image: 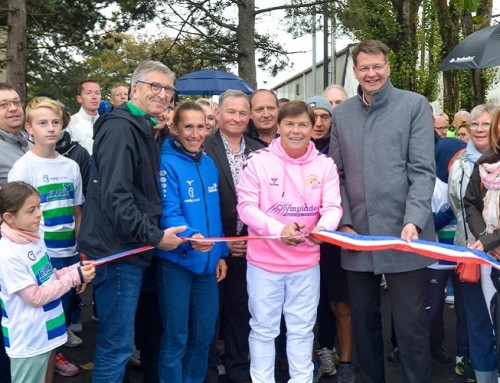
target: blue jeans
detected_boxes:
[156,259,218,383]
[50,254,80,314]
[92,263,144,383]
[461,281,496,374]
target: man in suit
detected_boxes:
[329,40,435,383]
[204,90,264,383]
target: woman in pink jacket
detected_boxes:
[237,101,343,383]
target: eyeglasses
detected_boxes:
[0,100,22,110]
[458,132,468,138]
[357,62,388,73]
[137,81,176,96]
[314,114,331,122]
[470,121,490,130]
[434,126,447,131]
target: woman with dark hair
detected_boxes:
[155,101,227,383]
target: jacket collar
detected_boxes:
[356,80,394,111]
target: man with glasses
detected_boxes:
[329,40,435,383]
[77,60,186,383]
[0,83,29,186]
[0,83,29,382]
[434,115,448,138]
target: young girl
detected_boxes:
[0,181,95,383]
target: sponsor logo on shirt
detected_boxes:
[27,251,36,261]
[208,183,218,193]
[270,177,279,186]
[266,202,319,217]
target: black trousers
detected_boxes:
[222,257,251,383]
[347,268,432,383]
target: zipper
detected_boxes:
[195,162,212,274]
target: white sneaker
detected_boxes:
[445,295,455,305]
[65,329,83,348]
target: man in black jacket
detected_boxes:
[77,60,186,383]
[204,90,264,383]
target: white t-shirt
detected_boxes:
[0,238,67,358]
[66,107,98,154]
[429,178,456,270]
[8,151,84,258]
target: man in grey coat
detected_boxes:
[329,40,435,383]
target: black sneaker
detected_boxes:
[387,347,399,363]
[455,357,476,382]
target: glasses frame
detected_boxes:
[0,100,22,110]
[137,81,176,96]
[356,62,388,73]
[469,121,490,130]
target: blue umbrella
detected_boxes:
[176,70,254,96]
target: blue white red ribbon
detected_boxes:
[90,231,500,270]
[310,230,500,270]
[92,246,154,266]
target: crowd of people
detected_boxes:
[1,38,500,383]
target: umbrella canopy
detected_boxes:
[176,70,254,96]
[438,24,500,71]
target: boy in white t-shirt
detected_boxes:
[8,97,85,378]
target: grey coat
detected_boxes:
[329,81,436,274]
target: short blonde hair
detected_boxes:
[195,98,217,112]
[25,97,63,124]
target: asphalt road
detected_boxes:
[53,286,465,383]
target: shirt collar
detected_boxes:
[125,101,158,126]
[221,134,246,155]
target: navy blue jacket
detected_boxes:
[156,139,228,275]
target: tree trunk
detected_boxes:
[6,0,27,102]
[433,0,461,113]
[389,0,422,92]
[237,0,257,90]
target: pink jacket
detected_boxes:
[237,138,342,272]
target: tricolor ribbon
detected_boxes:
[91,246,155,266]
[89,231,500,270]
[310,230,500,270]
[181,234,288,242]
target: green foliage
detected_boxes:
[414,0,441,101]
[16,0,162,110]
[341,0,399,42]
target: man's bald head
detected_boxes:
[452,110,471,129]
